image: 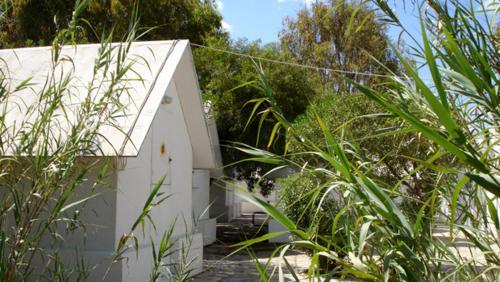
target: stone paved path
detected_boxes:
[191,214,310,281]
[191,218,497,281]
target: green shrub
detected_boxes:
[277,172,328,229]
[194,37,322,165]
[235,0,500,280]
[287,93,446,222]
[277,171,346,272]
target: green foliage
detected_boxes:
[233,0,500,280]
[0,0,77,47]
[150,223,176,282]
[363,0,499,194]
[202,0,405,170]
[288,94,443,206]
[0,3,189,280]
[85,0,223,43]
[280,0,400,92]
[0,0,223,48]
[0,34,121,282]
[276,172,341,236]
[194,36,322,164]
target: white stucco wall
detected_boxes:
[192,169,210,221]
[192,169,217,245]
[148,80,194,241]
[40,117,164,281]
[114,80,199,280]
[114,128,154,281]
[32,160,121,281]
[30,79,202,281]
[8,41,215,281]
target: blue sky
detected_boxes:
[215,0,422,45]
[214,0,497,83]
[215,0,496,47]
[216,0,313,44]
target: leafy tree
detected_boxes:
[85,0,223,43]
[193,36,322,165]
[0,0,76,47]
[0,0,223,48]
[280,0,400,92]
[285,93,449,213]
[0,0,324,180]
[236,0,500,279]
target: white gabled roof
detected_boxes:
[0,40,220,169]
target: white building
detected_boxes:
[0,40,221,280]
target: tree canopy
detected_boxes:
[0,0,223,48]
[287,93,443,201]
[193,36,322,164]
[0,0,404,174]
[280,0,400,92]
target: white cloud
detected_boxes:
[221,20,231,32]
[215,0,224,11]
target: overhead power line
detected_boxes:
[189,42,396,79]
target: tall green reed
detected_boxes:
[231,0,499,280]
[0,1,188,281]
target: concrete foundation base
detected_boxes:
[198,218,217,246]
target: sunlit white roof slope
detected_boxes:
[0,40,219,169]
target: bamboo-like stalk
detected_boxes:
[230,0,499,280]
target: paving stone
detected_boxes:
[191,216,310,282]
